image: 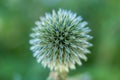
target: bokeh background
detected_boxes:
[0,0,120,80]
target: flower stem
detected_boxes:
[47,71,67,80]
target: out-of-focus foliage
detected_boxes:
[0,0,120,80]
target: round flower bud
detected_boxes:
[29,9,93,72]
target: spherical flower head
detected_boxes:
[29,9,93,72]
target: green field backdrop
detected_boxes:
[0,0,120,80]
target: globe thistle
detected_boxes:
[29,9,93,72]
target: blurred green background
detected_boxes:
[0,0,120,80]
